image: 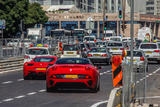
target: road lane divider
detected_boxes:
[0,89,46,104]
[0,57,24,74]
[90,100,108,107]
[1,78,24,85]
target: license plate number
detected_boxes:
[65,75,78,79]
[112,49,118,50]
[36,68,46,70]
[129,59,136,62]
[67,52,74,54]
[145,51,152,54]
[94,54,100,56]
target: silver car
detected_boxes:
[87,47,111,65]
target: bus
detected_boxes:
[71,29,88,42]
[50,29,71,43]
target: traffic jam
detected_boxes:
[23,29,160,93]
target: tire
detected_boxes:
[90,78,100,93]
[24,76,29,80]
[157,60,160,64]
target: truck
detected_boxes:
[137,27,153,42]
[27,28,45,42]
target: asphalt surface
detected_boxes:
[0,62,160,107]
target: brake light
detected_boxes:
[44,44,48,47]
[30,44,33,47]
[51,75,56,79]
[25,55,30,59]
[87,54,92,57]
[102,54,107,57]
[84,48,87,51]
[85,66,91,71]
[62,51,64,54]
[85,75,91,79]
[77,50,79,54]
[120,48,124,50]
[154,50,160,53]
[140,57,144,61]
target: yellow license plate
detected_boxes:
[36,68,46,70]
[129,59,136,62]
[65,75,78,79]
[94,54,100,56]
[145,51,152,54]
[112,49,118,50]
[67,52,74,54]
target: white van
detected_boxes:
[104,30,115,40]
[83,36,96,43]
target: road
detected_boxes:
[0,62,160,107]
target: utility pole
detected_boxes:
[122,0,126,35]
[103,0,106,39]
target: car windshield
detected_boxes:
[84,37,94,41]
[80,44,85,48]
[26,48,48,55]
[107,42,123,47]
[56,58,90,64]
[105,33,112,37]
[86,43,96,48]
[90,48,106,52]
[140,44,157,49]
[34,57,55,62]
[127,51,143,57]
[63,45,78,51]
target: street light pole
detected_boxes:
[103,0,106,39]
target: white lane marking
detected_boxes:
[136,81,140,84]
[137,96,160,99]
[3,98,14,102]
[90,100,108,107]
[100,73,103,75]
[146,75,149,78]
[140,79,143,81]
[0,89,46,103]
[38,89,46,92]
[149,73,153,76]
[2,81,13,84]
[15,95,26,99]
[17,79,24,81]
[0,68,22,75]
[27,92,37,95]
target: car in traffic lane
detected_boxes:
[107,41,124,55]
[87,47,111,65]
[139,43,160,63]
[46,58,100,92]
[23,56,57,79]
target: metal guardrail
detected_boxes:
[0,57,24,72]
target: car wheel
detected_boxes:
[24,76,29,80]
[90,79,100,93]
[157,61,160,64]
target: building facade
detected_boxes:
[146,0,160,15]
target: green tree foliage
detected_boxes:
[0,1,48,38]
[24,3,48,28]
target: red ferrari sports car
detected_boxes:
[46,58,100,92]
[23,56,57,79]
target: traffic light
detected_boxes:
[119,10,122,19]
[104,22,107,30]
[121,24,127,32]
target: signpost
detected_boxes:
[86,17,94,34]
[0,20,5,58]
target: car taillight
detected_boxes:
[85,75,91,79]
[85,66,91,71]
[87,54,92,57]
[140,57,144,61]
[154,50,160,53]
[77,50,79,54]
[102,54,107,57]
[120,48,124,50]
[25,55,30,59]
[51,75,56,79]
[62,51,64,54]
[84,48,87,51]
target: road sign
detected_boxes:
[86,17,94,30]
[0,20,5,29]
[0,25,5,29]
[87,30,92,34]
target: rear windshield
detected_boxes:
[63,45,78,51]
[140,44,157,49]
[84,37,94,41]
[56,58,90,64]
[96,42,105,45]
[26,48,48,55]
[107,42,123,47]
[86,43,96,48]
[127,51,143,57]
[90,48,106,52]
[110,38,121,41]
[34,57,55,62]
